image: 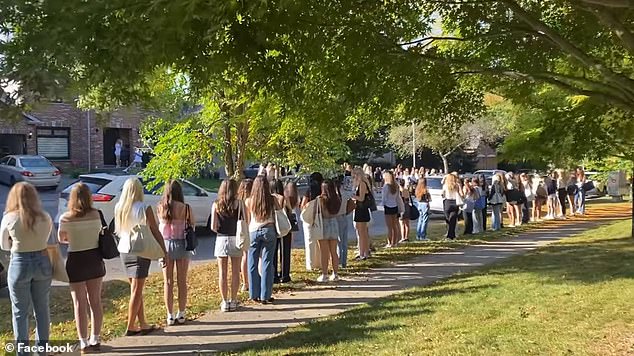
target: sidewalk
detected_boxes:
[98,208,629,355]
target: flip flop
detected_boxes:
[125,329,141,336]
[139,325,159,335]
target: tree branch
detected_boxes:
[584,5,634,56]
[500,0,634,98]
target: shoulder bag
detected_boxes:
[365,184,378,212]
[117,206,164,260]
[235,201,250,250]
[300,198,318,225]
[98,210,119,259]
[275,199,292,237]
[408,195,420,220]
[307,197,323,242]
[184,204,197,251]
[582,181,595,192]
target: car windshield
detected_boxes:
[19,158,52,168]
[426,178,443,190]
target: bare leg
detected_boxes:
[241,250,249,290]
[70,282,89,341]
[218,257,229,301]
[162,257,174,316]
[176,258,189,313]
[318,240,330,275]
[384,213,392,246]
[328,240,339,275]
[85,277,103,342]
[126,278,145,331]
[230,256,241,301]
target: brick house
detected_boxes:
[0,101,146,170]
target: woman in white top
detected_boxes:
[58,183,105,352]
[0,182,53,352]
[245,176,281,304]
[442,173,463,239]
[382,171,402,248]
[114,178,166,336]
[114,138,123,168]
[520,173,537,222]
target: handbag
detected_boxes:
[117,206,164,260]
[300,199,318,225]
[98,210,119,259]
[288,211,299,232]
[582,181,595,192]
[184,204,197,251]
[47,244,69,283]
[275,205,292,237]
[408,197,420,220]
[236,201,250,250]
[366,190,378,212]
[307,197,323,242]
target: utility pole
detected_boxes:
[412,119,416,168]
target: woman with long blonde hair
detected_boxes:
[115,178,166,336]
[157,180,193,325]
[442,173,462,239]
[0,182,53,351]
[382,171,401,247]
[351,167,371,259]
[58,183,106,352]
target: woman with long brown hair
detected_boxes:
[277,181,298,283]
[414,178,432,241]
[58,183,105,352]
[157,180,193,325]
[382,171,401,248]
[317,180,341,282]
[211,179,242,311]
[351,168,371,260]
[245,176,279,303]
[1,182,53,352]
[237,178,253,292]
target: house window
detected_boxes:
[36,127,70,159]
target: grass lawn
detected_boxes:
[233,218,634,356]
[0,200,628,347]
[190,177,222,192]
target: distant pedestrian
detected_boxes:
[351,168,371,260]
[398,179,411,242]
[382,171,401,247]
[575,167,587,215]
[489,173,506,231]
[317,180,341,282]
[115,139,123,168]
[237,179,254,292]
[566,173,578,216]
[462,179,475,235]
[414,178,432,241]
[472,177,485,234]
[442,173,462,239]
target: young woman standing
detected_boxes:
[157,180,193,325]
[472,178,484,234]
[575,167,587,215]
[237,178,253,292]
[462,180,475,235]
[545,171,559,220]
[115,178,166,336]
[520,173,536,222]
[1,183,53,351]
[301,172,324,271]
[566,173,578,216]
[556,169,568,217]
[58,183,105,352]
[489,174,506,231]
[245,176,278,304]
[442,174,463,239]
[335,179,350,268]
[211,179,242,311]
[505,172,521,227]
[317,180,341,282]
[351,168,371,260]
[382,171,401,248]
[280,181,299,282]
[398,179,411,243]
[414,178,432,241]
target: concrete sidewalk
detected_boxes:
[97,215,622,355]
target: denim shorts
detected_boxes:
[214,235,242,258]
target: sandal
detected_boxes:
[139,325,159,335]
[125,329,141,336]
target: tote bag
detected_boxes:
[127,224,164,260]
[47,244,69,283]
[300,198,318,225]
[235,201,250,250]
[307,197,323,241]
[275,207,292,237]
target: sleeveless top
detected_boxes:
[58,213,101,252]
[115,201,146,240]
[213,202,239,236]
[159,219,186,240]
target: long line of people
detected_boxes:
[0,164,592,354]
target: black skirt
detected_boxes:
[66,248,106,283]
[353,206,371,223]
[120,253,151,279]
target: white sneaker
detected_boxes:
[166,316,175,326]
[508,224,515,228]
[220,301,230,312]
[176,310,186,324]
[229,300,238,311]
[329,273,339,282]
[316,274,327,283]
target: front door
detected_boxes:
[103,128,131,166]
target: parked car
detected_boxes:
[473,169,507,186]
[56,173,217,229]
[243,164,261,179]
[0,155,61,189]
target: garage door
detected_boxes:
[0,134,26,156]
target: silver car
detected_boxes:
[0,155,61,189]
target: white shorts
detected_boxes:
[214,235,242,258]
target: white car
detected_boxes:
[0,155,61,188]
[412,175,444,215]
[56,173,217,229]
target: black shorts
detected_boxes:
[66,248,106,283]
[384,206,399,215]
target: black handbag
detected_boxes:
[98,210,119,259]
[582,181,595,192]
[288,210,299,232]
[185,204,198,251]
[365,183,378,212]
[408,196,420,220]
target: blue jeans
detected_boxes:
[491,204,503,231]
[575,188,586,214]
[8,251,52,354]
[416,202,430,240]
[472,208,483,234]
[248,225,277,301]
[336,215,349,268]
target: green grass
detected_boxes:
[231,219,634,356]
[190,178,222,192]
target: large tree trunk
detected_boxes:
[441,153,450,174]
[234,116,249,180]
[222,121,235,178]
